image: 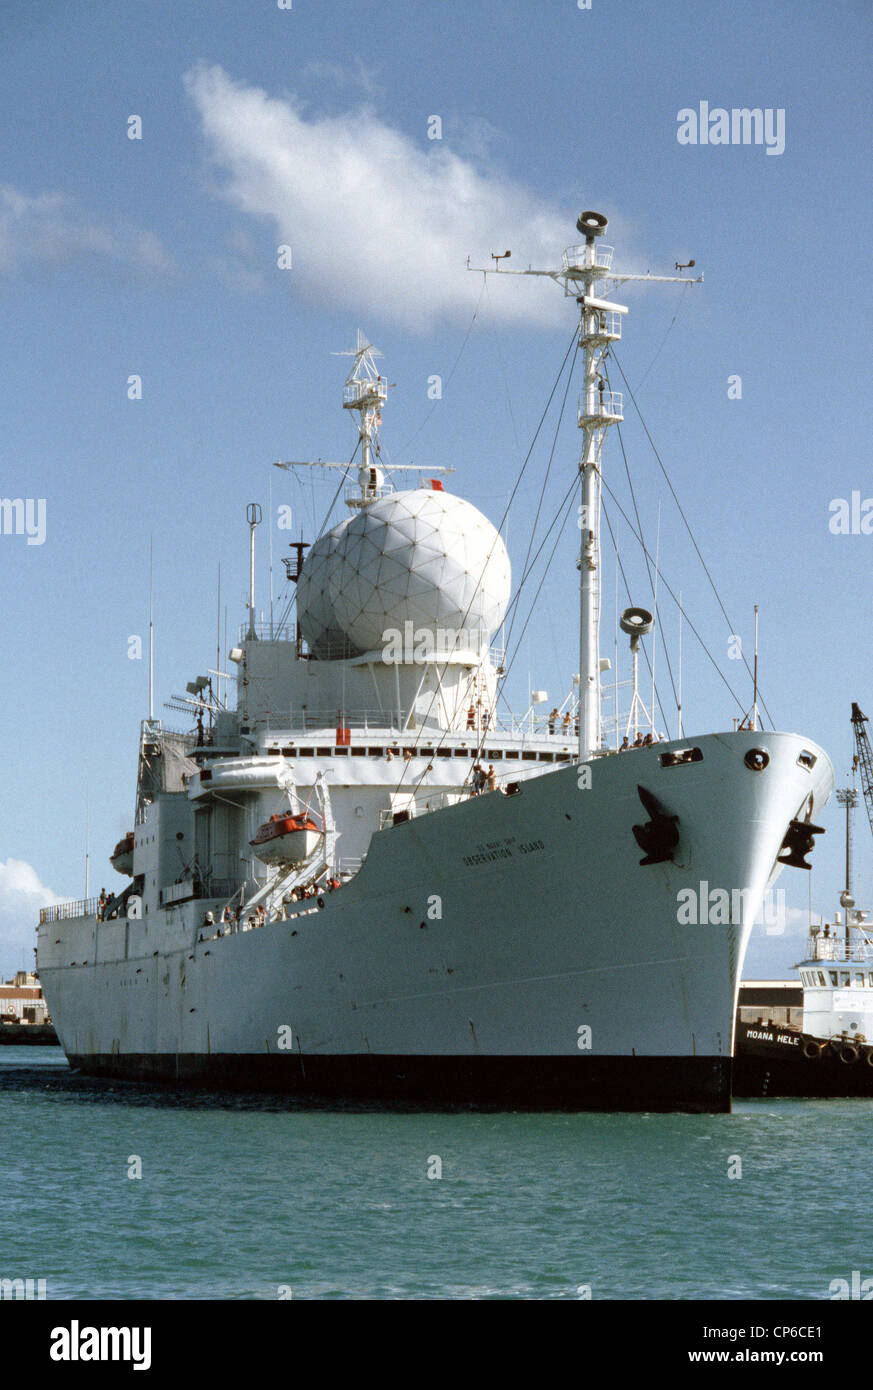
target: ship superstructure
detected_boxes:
[37,214,833,1111]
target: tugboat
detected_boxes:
[734,918,873,1097]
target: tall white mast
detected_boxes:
[469,212,702,761]
[273,332,453,509]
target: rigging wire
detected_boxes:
[604,359,681,719]
[503,335,579,655]
[611,348,773,727]
[390,328,580,802]
[274,436,362,636]
[600,495,671,738]
[599,472,753,718]
[396,279,487,456]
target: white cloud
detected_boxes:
[184,63,571,332]
[0,858,63,976]
[0,184,176,276]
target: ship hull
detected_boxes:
[39,730,833,1113]
[65,1051,729,1111]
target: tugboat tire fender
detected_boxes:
[802,1039,824,1059]
[839,1043,860,1064]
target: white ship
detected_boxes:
[37,212,833,1111]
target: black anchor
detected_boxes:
[632,785,680,866]
[776,818,825,870]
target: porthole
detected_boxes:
[744,748,769,772]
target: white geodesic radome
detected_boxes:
[296,521,363,659]
[325,490,511,656]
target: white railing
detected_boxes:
[580,310,622,342]
[578,390,623,425]
[343,380,388,407]
[809,936,873,964]
[562,244,614,274]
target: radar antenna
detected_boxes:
[273,330,453,508]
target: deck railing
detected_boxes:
[39,897,100,925]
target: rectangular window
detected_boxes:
[522,751,537,761]
[659,747,703,768]
[316,747,332,756]
[830,972,838,985]
[505,750,519,760]
[351,747,367,756]
[367,748,384,756]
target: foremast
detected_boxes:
[470,211,702,761]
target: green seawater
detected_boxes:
[0,1047,868,1300]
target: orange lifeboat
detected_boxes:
[249,813,323,867]
[110,831,135,877]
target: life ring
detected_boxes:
[839,1043,860,1064]
[802,1039,823,1059]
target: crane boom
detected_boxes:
[851,703,873,839]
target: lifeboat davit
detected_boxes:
[249,813,323,867]
[110,831,135,877]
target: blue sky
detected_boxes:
[1,0,871,977]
